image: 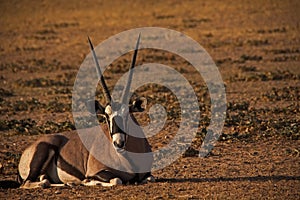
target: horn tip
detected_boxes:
[135,33,141,50]
[87,36,94,49]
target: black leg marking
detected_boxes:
[26,142,57,182]
[90,170,119,183]
[57,155,85,181]
[17,172,23,185]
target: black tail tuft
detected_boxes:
[17,172,23,185]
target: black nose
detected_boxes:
[114,141,125,148]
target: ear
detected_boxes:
[86,100,105,115]
[130,97,147,112]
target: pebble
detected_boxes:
[55,190,61,194]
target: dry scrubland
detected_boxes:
[0,0,299,199]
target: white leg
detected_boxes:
[50,183,68,187]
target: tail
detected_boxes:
[17,172,23,185]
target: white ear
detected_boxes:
[130,97,147,112]
[105,105,113,115]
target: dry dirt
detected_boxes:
[0,0,299,199]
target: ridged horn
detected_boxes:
[121,33,141,104]
[88,36,112,103]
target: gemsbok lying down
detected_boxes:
[18,34,154,189]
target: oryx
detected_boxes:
[18,34,154,189]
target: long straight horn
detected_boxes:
[88,36,112,103]
[121,33,141,104]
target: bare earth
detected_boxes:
[0,0,299,199]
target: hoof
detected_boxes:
[110,178,122,186]
[39,179,51,189]
[141,175,155,184]
[146,175,155,183]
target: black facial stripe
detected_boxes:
[111,115,126,135]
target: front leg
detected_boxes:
[82,178,122,187]
[83,170,123,186]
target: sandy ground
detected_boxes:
[0,0,299,199]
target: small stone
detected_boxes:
[55,190,61,194]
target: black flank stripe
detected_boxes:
[57,155,85,180]
[91,170,118,183]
